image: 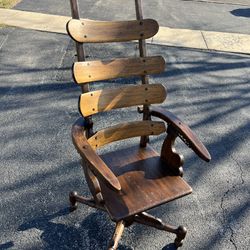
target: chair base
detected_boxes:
[69,191,187,249]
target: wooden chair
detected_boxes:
[66,0,211,249]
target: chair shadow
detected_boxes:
[0,242,14,250]
[231,8,250,18]
[18,208,132,250]
[162,243,177,250]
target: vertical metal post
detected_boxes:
[70,0,88,93]
[135,0,150,147]
[69,0,93,137]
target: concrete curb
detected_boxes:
[153,26,250,54]
[1,8,250,54]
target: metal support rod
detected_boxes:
[135,0,150,147]
[70,0,88,93]
[70,0,93,137]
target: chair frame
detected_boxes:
[67,0,211,249]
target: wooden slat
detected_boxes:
[79,84,167,116]
[88,121,166,149]
[66,18,159,43]
[73,56,165,84]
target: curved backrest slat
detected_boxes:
[73,56,165,84]
[79,84,167,117]
[67,18,159,43]
[88,121,166,149]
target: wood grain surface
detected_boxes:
[73,56,165,84]
[67,18,159,43]
[79,84,167,116]
[87,121,166,149]
[100,145,192,221]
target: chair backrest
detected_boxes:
[67,0,166,147]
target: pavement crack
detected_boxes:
[230,155,245,186]
[54,39,71,81]
[201,31,209,50]
[220,156,245,250]
[220,188,238,250]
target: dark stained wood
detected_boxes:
[100,145,192,221]
[69,191,106,211]
[72,117,121,191]
[161,126,184,176]
[82,162,104,204]
[79,84,167,116]
[66,18,159,43]
[150,107,211,162]
[73,56,165,84]
[134,212,187,247]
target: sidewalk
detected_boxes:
[1,8,250,54]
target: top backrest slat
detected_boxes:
[67,18,159,43]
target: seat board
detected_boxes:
[100,145,192,221]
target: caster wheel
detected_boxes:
[174,238,183,248]
[69,191,78,212]
[174,226,187,248]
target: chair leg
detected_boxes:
[134,212,187,248]
[108,221,126,250]
[69,191,78,212]
[69,191,106,212]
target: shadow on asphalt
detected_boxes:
[0,242,14,250]
[231,8,250,18]
[162,243,177,250]
[18,208,132,250]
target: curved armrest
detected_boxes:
[150,107,211,162]
[72,117,121,192]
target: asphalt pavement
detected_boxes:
[0,0,249,249]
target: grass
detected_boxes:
[0,0,21,8]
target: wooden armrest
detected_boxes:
[150,107,211,162]
[71,117,121,192]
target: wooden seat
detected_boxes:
[100,145,192,221]
[67,0,211,249]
